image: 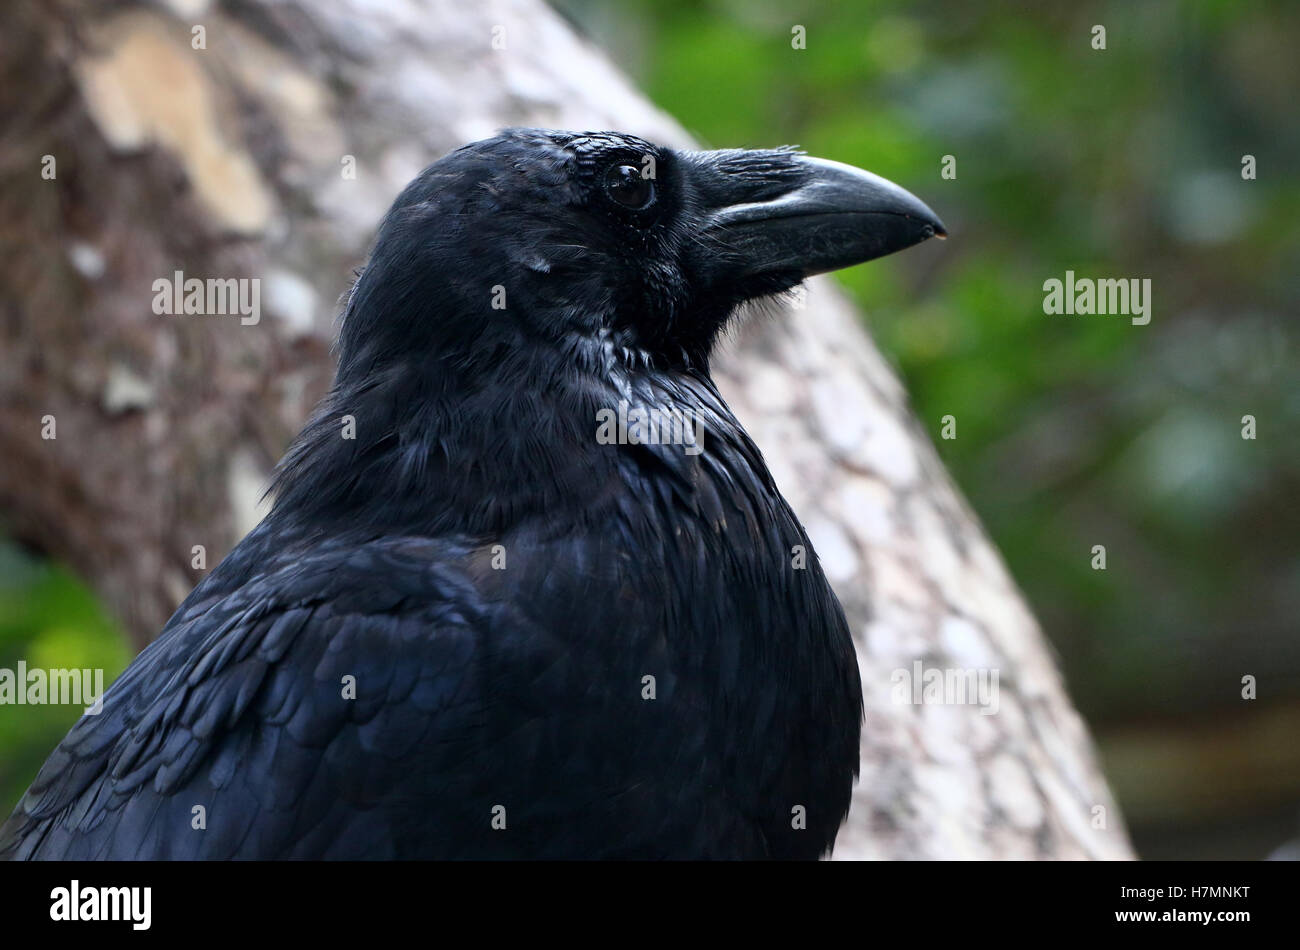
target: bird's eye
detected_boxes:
[603,163,655,210]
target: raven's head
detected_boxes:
[337,128,944,379]
[274,129,943,527]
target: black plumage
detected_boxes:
[2,129,943,859]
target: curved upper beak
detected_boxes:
[696,152,946,279]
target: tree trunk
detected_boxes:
[0,0,1133,859]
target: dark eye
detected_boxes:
[603,163,655,210]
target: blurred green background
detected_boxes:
[2,0,1297,858]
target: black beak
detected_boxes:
[694,151,946,281]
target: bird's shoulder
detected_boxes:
[0,533,525,858]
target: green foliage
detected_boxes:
[0,543,130,808]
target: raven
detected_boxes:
[2,130,943,859]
